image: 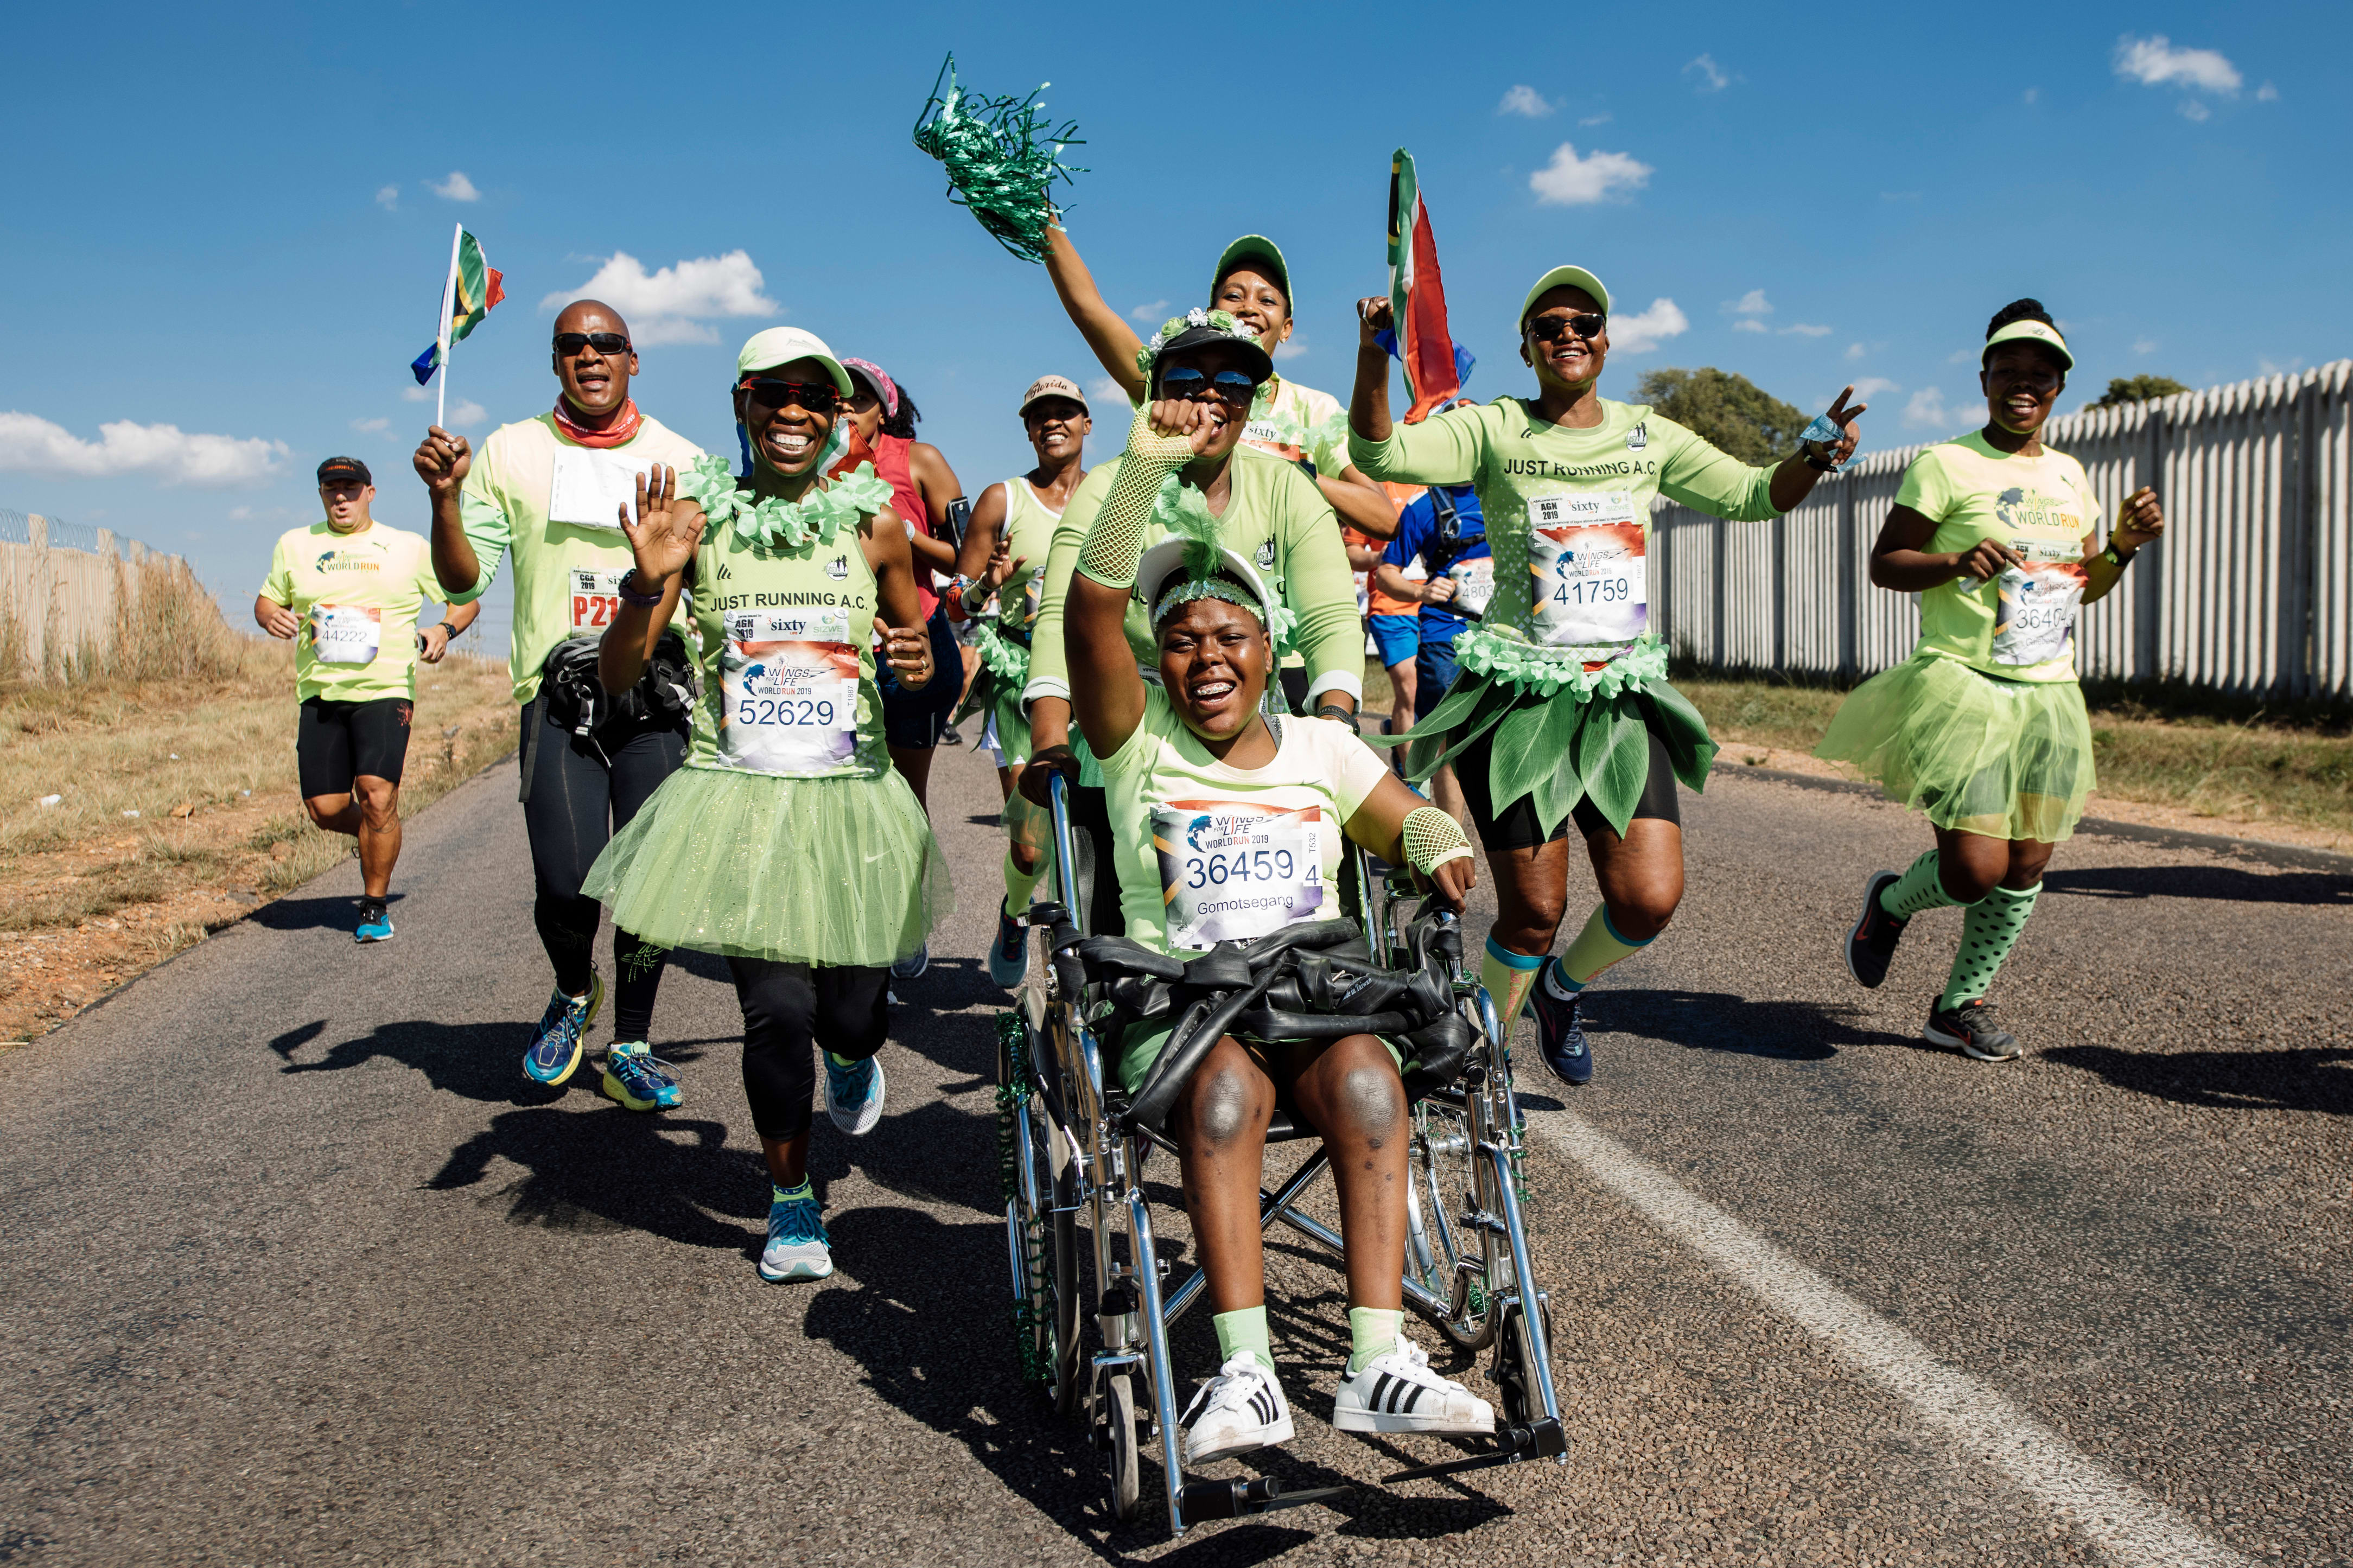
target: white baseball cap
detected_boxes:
[734,327,855,396]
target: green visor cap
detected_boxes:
[1518,265,1613,327]
[1211,235,1292,303]
[734,327,856,397]
[1982,318,2075,372]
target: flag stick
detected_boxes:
[434,221,461,429]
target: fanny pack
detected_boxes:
[540,629,696,741]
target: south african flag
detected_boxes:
[410,228,505,385]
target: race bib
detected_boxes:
[1448,558,1496,618]
[1990,538,2087,667]
[1150,798,1325,951]
[311,603,381,665]
[547,446,654,531]
[1526,493,1646,647]
[716,608,861,777]
[568,566,626,635]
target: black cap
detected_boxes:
[316,456,372,486]
[1150,327,1275,393]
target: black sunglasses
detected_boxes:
[1524,311,1605,345]
[1159,367,1260,405]
[741,378,841,413]
[554,332,631,355]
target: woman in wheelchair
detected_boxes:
[1044,346,1499,1467]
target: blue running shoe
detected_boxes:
[524,973,603,1086]
[759,1187,832,1282]
[1528,967,1594,1086]
[354,898,395,944]
[824,1052,885,1136]
[891,941,930,981]
[600,1041,682,1111]
[987,908,1028,988]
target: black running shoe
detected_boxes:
[1923,998,2022,1061]
[1843,870,1907,989]
[1528,976,1593,1086]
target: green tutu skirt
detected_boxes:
[582,763,954,966]
[1815,652,2095,843]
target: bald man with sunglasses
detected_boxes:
[412,299,708,1111]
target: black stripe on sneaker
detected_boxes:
[1370,1372,1392,1413]
[1251,1390,1275,1427]
[1386,1377,1409,1415]
[1402,1382,1424,1414]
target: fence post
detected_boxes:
[27,513,47,551]
[1771,512,1788,672]
[1710,517,1727,674]
[1836,478,1857,678]
[2136,408,2165,684]
[95,528,115,558]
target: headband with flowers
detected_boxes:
[1133,307,1265,387]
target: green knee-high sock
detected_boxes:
[1213,1305,1275,1374]
[1346,1306,1403,1372]
[1002,846,1045,920]
[1939,882,2039,1010]
[1549,902,1654,994]
[1881,849,1963,920]
[1482,936,1547,1021]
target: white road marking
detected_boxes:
[1533,1111,2252,1568]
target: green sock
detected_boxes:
[825,1051,858,1068]
[1938,881,2039,1010]
[1552,902,1653,992]
[1481,935,1546,1022]
[1346,1306,1404,1373]
[771,1179,812,1205]
[1212,1305,1275,1374]
[1881,849,1962,920]
[1002,846,1045,921]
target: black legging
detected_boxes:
[519,698,685,1039]
[731,958,891,1140]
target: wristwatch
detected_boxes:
[1314,703,1361,734]
[617,569,665,607]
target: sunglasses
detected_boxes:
[1159,367,1260,405]
[553,332,631,355]
[741,378,841,413]
[1524,312,1606,345]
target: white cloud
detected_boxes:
[1727,291,1771,331]
[1781,322,1834,337]
[2258,356,2304,378]
[1529,142,1653,206]
[375,184,398,211]
[349,417,390,433]
[1849,377,1900,399]
[1607,298,1689,355]
[1903,388,1957,430]
[1685,54,1732,92]
[2023,87,2040,105]
[1578,112,1612,126]
[2179,99,2212,123]
[448,400,487,429]
[542,250,779,346]
[1947,348,1976,365]
[1732,320,1767,334]
[0,413,288,487]
[401,385,432,403]
[1129,298,1171,323]
[429,170,480,202]
[1089,376,1130,412]
[2114,35,2242,93]
[1498,85,1554,118]
[1273,340,1307,361]
[2257,82,2279,101]
[1845,342,1866,361]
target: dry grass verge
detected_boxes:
[0,638,515,1044]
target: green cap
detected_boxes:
[1518,265,1612,327]
[1982,317,2074,372]
[734,327,855,396]
[1211,235,1291,303]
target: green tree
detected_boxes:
[1631,367,1807,466]
[2093,375,2190,407]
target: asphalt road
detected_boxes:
[2,737,2347,1567]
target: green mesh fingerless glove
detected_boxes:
[1402,805,1473,876]
[1076,410,1195,590]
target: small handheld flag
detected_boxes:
[1384,150,1470,425]
[411,225,505,427]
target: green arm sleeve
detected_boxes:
[1078,417,1193,588]
[1020,479,1102,705]
[1655,416,1780,521]
[1276,473,1366,702]
[447,490,511,605]
[1344,402,1490,487]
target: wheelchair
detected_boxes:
[995,772,1565,1535]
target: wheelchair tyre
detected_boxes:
[1105,1373,1142,1522]
[999,1015,1079,1411]
[1408,1100,1498,1352]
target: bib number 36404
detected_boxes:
[1150,798,1324,951]
[1526,492,1647,648]
[1990,538,2087,667]
[717,608,860,777]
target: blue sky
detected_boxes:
[3,3,2342,651]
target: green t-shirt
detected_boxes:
[1897,431,2101,684]
[259,520,447,703]
[1240,374,1354,480]
[1098,685,1390,955]
[1023,442,1364,707]
[453,412,707,705]
[1348,397,1779,658]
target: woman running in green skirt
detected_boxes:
[1350,270,1864,1087]
[583,327,953,1283]
[1825,300,2165,1061]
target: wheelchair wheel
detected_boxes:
[1408,1099,1498,1352]
[1104,1372,1142,1522]
[998,1013,1080,1413]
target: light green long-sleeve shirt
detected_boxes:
[1348,397,1779,658]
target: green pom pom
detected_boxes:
[1150,473,1225,581]
[911,54,1088,265]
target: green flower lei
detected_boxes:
[1453,626,1669,701]
[1134,308,1263,385]
[676,448,894,553]
[973,619,1031,684]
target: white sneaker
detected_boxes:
[1331,1337,1495,1437]
[1181,1353,1294,1466]
[823,1053,886,1136]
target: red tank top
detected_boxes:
[873,433,939,621]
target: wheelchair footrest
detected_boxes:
[1179,1476,1352,1522]
[1380,1418,1566,1483]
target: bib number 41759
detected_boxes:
[1525,492,1647,648]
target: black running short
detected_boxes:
[880,605,963,749]
[1455,724,1681,852]
[296,696,413,797]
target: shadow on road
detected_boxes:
[422,1107,767,1250]
[1595,989,1929,1061]
[2042,864,2352,907]
[271,1018,726,1106]
[246,894,379,932]
[2042,1044,2353,1115]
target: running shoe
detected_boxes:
[1332,1337,1496,1438]
[523,973,603,1086]
[891,942,930,981]
[600,1041,682,1112]
[1528,970,1593,1086]
[1843,870,1907,989]
[759,1189,832,1282]
[986,908,1028,988]
[353,898,395,944]
[1924,998,2023,1062]
[1181,1353,1294,1466]
[824,1053,886,1136]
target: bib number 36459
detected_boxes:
[717,608,860,777]
[1526,492,1647,648]
[1150,798,1324,951]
